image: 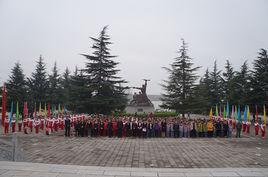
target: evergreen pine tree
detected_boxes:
[161,39,200,117]
[191,69,212,114]
[251,49,268,105]
[61,67,71,109]
[48,62,62,105]
[209,60,223,105]
[81,26,128,114]
[231,61,251,105]
[222,60,235,103]
[69,67,89,113]
[28,55,49,110]
[6,62,27,112]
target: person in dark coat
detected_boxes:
[236,121,242,138]
[117,119,123,138]
[108,119,113,138]
[64,116,71,137]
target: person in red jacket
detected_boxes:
[4,117,9,134]
[40,117,45,130]
[112,118,117,137]
[104,119,108,136]
[246,121,251,134]
[35,119,40,134]
[18,118,23,132]
[29,118,33,132]
[254,121,259,136]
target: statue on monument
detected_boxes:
[129,79,154,107]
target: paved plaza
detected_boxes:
[1,129,268,169]
[1,161,268,177]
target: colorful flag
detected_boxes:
[215,105,219,118]
[9,101,13,127]
[16,101,19,123]
[231,105,234,119]
[44,103,47,117]
[209,107,213,120]
[255,104,258,120]
[264,105,266,125]
[223,106,226,118]
[238,105,241,122]
[58,104,61,113]
[34,102,37,118]
[23,102,28,119]
[219,105,222,118]
[226,102,230,118]
[243,105,247,122]
[39,102,42,116]
[1,84,7,126]
[48,103,51,118]
[247,105,250,122]
[234,105,238,120]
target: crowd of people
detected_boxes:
[3,114,266,139]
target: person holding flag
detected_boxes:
[4,115,9,134]
[261,105,266,139]
[16,102,22,132]
[242,106,247,132]
[236,106,242,138]
[246,105,251,134]
[254,105,259,136]
[34,117,40,134]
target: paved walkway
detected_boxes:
[0,161,268,177]
[1,129,268,168]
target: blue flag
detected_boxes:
[226,102,230,118]
[238,105,241,122]
[243,105,247,122]
[9,101,13,127]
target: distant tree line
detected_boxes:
[2,27,268,116]
[161,39,268,116]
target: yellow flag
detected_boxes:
[39,102,42,116]
[264,105,266,125]
[44,103,47,117]
[247,105,250,122]
[209,108,213,120]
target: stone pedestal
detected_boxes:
[125,105,154,114]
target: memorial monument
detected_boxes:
[125,79,154,114]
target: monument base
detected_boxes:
[125,105,154,114]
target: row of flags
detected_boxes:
[209,103,267,124]
[1,84,68,127]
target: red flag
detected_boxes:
[23,102,28,119]
[255,104,258,121]
[1,84,7,126]
[47,103,51,118]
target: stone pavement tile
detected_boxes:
[104,171,131,176]
[210,172,240,177]
[29,171,59,177]
[78,165,101,170]
[185,172,212,177]
[237,171,267,176]
[49,167,78,173]
[131,171,158,176]
[0,170,33,176]
[56,173,86,177]
[77,169,105,175]
[158,172,185,176]
[0,169,7,175]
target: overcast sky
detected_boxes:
[0,0,267,95]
